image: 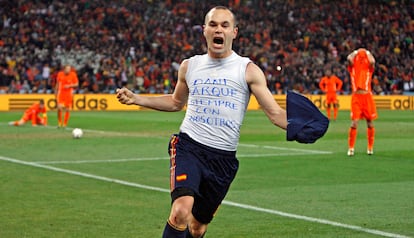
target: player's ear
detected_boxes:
[233,26,238,39]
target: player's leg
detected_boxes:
[333,97,339,121]
[57,103,63,127]
[163,134,201,238]
[325,95,331,120]
[30,112,38,126]
[365,95,377,155]
[186,217,207,238]
[10,113,28,126]
[326,103,331,120]
[35,116,46,126]
[366,120,375,155]
[188,147,239,237]
[326,94,335,120]
[348,95,361,156]
[63,107,70,127]
[63,96,73,127]
[163,195,195,238]
[10,118,25,126]
[333,103,339,120]
[348,119,358,156]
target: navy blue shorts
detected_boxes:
[168,132,239,224]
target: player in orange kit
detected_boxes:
[346,48,377,156]
[55,65,78,128]
[319,69,343,121]
[9,99,48,126]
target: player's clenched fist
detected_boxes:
[116,88,136,105]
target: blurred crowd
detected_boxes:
[0,0,413,95]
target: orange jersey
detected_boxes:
[319,75,343,94]
[56,70,78,97]
[348,50,374,92]
[24,102,46,116]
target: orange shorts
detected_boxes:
[325,92,338,104]
[57,94,73,108]
[350,93,377,120]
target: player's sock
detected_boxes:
[64,111,70,127]
[326,108,331,120]
[367,127,375,150]
[348,127,357,149]
[58,110,62,127]
[162,220,186,238]
[185,228,194,238]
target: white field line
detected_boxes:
[2,122,333,155]
[33,150,331,164]
[239,143,332,154]
[4,124,332,164]
[34,157,168,164]
[47,125,166,139]
[34,152,323,165]
[0,155,410,238]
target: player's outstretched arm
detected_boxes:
[246,62,287,130]
[116,60,189,112]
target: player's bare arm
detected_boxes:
[347,50,357,65]
[116,60,189,112]
[366,50,375,66]
[246,62,288,130]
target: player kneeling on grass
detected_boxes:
[9,99,48,127]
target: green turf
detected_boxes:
[0,110,413,238]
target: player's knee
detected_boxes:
[172,206,191,221]
[350,120,358,128]
[169,198,193,225]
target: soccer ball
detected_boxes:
[72,128,83,139]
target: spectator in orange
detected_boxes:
[55,65,78,128]
[319,69,343,120]
[346,48,377,156]
[9,99,47,126]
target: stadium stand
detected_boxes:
[0,0,413,95]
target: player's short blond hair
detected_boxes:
[204,6,238,27]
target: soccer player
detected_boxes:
[319,69,343,120]
[117,6,288,238]
[55,65,78,128]
[346,48,377,156]
[9,99,47,126]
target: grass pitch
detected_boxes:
[0,109,413,238]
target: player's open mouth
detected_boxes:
[213,37,224,45]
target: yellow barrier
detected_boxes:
[0,94,413,111]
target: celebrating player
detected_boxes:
[319,69,343,121]
[55,65,78,128]
[9,99,47,126]
[346,48,377,156]
[117,6,327,238]
[118,6,286,237]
